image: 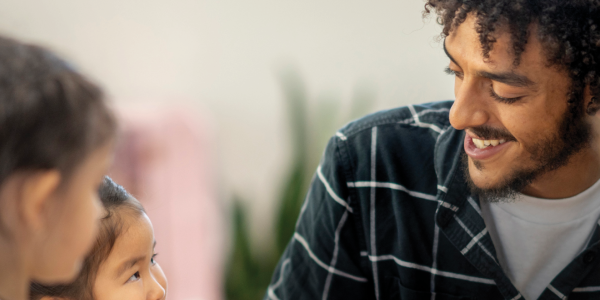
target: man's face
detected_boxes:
[445,14,591,201]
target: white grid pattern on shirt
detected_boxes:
[267,258,291,300]
[429,121,452,298]
[573,286,600,292]
[430,223,441,300]
[294,232,368,282]
[317,166,354,213]
[322,210,350,300]
[439,201,460,212]
[399,107,450,123]
[273,106,523,298]
[406,105,445,134]
[370,127,381,300]
[335,131,347,141]
[467,197,482,215]
[347,181,436,201]
[453,215,498,264]
[461,228,488,255]
[548,284,567,299]
[509,293,523,300]
[346,181,459,212]
[368,254,496,285]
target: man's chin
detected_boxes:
[466,160,506,190]
[466,174,521,203]
[462,153,528,203]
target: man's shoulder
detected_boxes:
[336,100,454,142]
[329,100,459,192]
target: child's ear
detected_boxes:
[19,170,61,231]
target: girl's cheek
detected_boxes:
[95,276,145,300]
[118,280,146,300]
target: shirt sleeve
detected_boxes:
[264,136,374,300]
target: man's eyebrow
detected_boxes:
[444,39,535,88]
[443,39,460,67]
[477,70,535,88]
[115,256,146,279]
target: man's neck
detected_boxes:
[0,239,28,300]
[522,147,600,199]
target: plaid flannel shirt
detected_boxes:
[264,101,600,300]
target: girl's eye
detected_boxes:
[151,253,158,265]
[127,271,141,283]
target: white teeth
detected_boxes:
[473,138,486,149]
[472,138,507,149]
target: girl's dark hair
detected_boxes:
[30,177,145,300]
[423,0,600,110]
[0,35,116,186]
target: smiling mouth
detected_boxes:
[471,138,507,149]
[464,133,514,161]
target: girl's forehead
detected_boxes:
[103,213,155,271]
[116,213,154,251]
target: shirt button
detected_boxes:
[583,252,596,264]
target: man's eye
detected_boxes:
[127,271,141,283]
[444,67,463,79]
[489,86,524,104]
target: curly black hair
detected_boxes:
[424,0,600,111]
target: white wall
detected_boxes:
[0,0,454,249]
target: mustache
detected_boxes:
[468,125,516,141]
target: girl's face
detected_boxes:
[94,212,167,300]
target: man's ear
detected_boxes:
[19,170,61,231]
[584,86,600,116]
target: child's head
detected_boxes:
[30,177,167,300]
[0,35,116,287]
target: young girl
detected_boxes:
[30,177,167,300]
[0,36,117,300]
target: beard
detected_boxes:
[463,96,592,203]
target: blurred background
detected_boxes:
[0,1,454,299]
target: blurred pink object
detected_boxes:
[110,104,224,300]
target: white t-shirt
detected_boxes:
[480,179,600,300]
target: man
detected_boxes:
[265,1,600,299]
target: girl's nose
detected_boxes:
[147,276,167,300]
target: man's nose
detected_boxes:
[449,77,490,130]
